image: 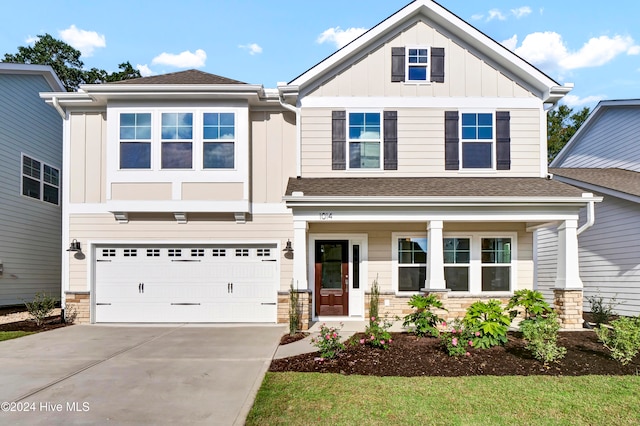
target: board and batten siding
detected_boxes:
[67,213,294,293]
[306,20,535,99]
[300,107,541,177]
[536,195,640,316]
[555,107,640,171]
[0,73,62,305]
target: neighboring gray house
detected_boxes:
[0,63,65,306]
[537,100,640,317]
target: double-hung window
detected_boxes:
[120,113,152,169]
[481,238,511,291]
[406,46,429,82]
[444,237,470,291]
[21,154,59,205]
[461,112,494,169]
[397,236,427,292]
[203,112,235,169]
[348,112,381,169]
[161,112,193,169]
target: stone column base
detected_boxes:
[554,288,583,329]
[277,290,312,331]
[64,291,90,324]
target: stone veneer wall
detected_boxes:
[553,289,583,330]
[277,290,312,330]
[64,291,90,324]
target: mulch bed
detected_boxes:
[280,332,310,345]
[270,331,640,376]
[0,307,69,333]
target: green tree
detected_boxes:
[547,105,590,163]
[3,34,140,91]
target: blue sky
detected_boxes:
[3,0,640,109]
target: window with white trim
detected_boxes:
[21,154,59,205]
[481,238,511,292]
[444,237,470,291]
[397,236,427,292]
[161,112,193,169]
[203,112,235,169]
[120,113,152,169]
[406,46,429,82]
[348,112,381,169]
[461,112,494,169]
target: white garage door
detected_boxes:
[94,245,278,323]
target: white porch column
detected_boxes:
[425,220,446,290]
[292,219,309,290]
[554,219,583,289]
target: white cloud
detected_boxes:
[511,6,532,18]
[136,64,154,77]
[151,49,206,68]
[317,26,367,49]
[471,14,484,21]
[487,9,507,21]
[562,94,604,108]
[513,31,639,72]
[25,35,39,44]
[58,25,105,57]
[501,35,518,51]
[238,43,263,55]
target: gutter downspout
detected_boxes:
[278,94,301,177]
[52,96,66,120]
[577,195,595,235]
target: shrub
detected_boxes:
[310,323,345,359]
[24,292,57,327]
[368,277,380,324]
[463,299,511,348]
[64,304,78,324]
[440,320,474,356]
[362,316,392,349]
[588,291,618,326]
[288,281,300,336]
[506,289,552,320]
[403,294,447,338]
[520,312,566,365]
[595,316,640,365]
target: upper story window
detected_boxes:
[406,47,429,82]
[21,154,59,205]
[120,113,151,169]
[203,112,235,169]
[348,112,381,169]
[161,113,193,169]
[461,112,494,169]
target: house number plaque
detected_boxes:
[319,212,333,220]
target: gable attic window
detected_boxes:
[120,113,152,169]
[392,46,445,83]
[21,154,59,205]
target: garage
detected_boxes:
[94,244,278,323]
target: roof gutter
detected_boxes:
[577,195,595,235]
[51,96,66,120]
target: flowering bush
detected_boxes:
[310,323,345,359]
[362,316,393,349]
[440,320,474,356]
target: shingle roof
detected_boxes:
[550,168,640,198]
[285,177,586,198]
[112,69,246,85]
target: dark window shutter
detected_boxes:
[383,111,398,170]
[444,111,459,170]
[430,47,445,83]
[391,47,405,82]
[496,111,511,170]
[332,111,346,170]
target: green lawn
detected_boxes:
[0,331,34,341]
[247,372,640,426]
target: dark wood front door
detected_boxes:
[315,240,349,316]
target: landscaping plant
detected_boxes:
[402,294,447,338]
[440,319,474,356]
[595,316,640,365]
[507,289,552,320]
[463,299,511,348]
[24,292,57,327]
[519,312,566,365]
[310,323,345,359]
[368,276,380,324]
[362,316,392,349]
[288,280,300,336]
[587,291,618,326]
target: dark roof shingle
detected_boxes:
[550,168,640,198]
[112,69,246,85]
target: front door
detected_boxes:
[315,240,349,316]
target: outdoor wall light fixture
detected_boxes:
[66,239,82,252]
[283,239,293,253]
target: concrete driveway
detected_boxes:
[0,324,285,425]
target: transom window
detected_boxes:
[203,112,235,169]
[461,112,494,169]
[21,154,59,205]
[348,112,381,169]
[397,237,427,292]
[406,47,429,81]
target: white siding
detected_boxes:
[556,107,640,171]
[0,73,62,305]
[534,226,559,306]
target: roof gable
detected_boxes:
[110,69,246,85]
[287,0,569,103]
[0,62,65,92]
